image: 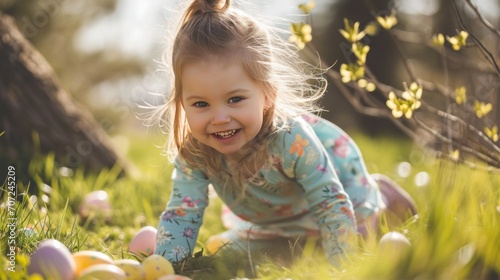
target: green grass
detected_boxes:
[1,131,499,279]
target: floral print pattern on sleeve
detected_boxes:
[277,118,358,263]
[154,157,209,263]
[306,114,381,222]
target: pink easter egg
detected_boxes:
[79,190,112,218]
[128,226,157,257]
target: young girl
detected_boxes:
[154,0,416,265]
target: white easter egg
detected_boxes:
[114,259,146,280]
[378,231,411,257]
[28,239,76,280]
[142,254,174,280]
[73,250,114,275]
[78,264,126,280]
[128,226,157,257]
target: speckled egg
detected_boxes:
[157,275,193,280]
[78,264,126,280]
[73,250,114,275]
[114,259,146,280]
[79,190,112,219]
[28,239,76,280]
[128,226,157,257]
[142,254,174,280]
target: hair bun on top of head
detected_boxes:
[181,0,230,24]
[200,0,230,12]
[191,0,230,14]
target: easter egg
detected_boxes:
[158,275,193,280]
[128,226,157,257]
[79,190,112,219]
[28,239,76,280]
[21,226,37,238]
[142,254,174,280]
[78,264,126,280]
[206,235,231,254]
[114,259,146,280]
[73,250,113,275]
[378,231,411,258]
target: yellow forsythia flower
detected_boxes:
[432,33,445,47]
[447,30,469,51]
[386,82,423,119]
[339,18,366,43]
[402,82,423,110]
[340,63,365,83]
[474,100,492,118]
[298,1,315,14]
[386,91,404,118]
[455,86,467,105]
[352,42,370,65]
[289,22,312,50]
[485,126,499,142]
[376,13,398,30]
[357,79,376,92]
[364,21,379,36]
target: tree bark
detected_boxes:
[0,11,126,177]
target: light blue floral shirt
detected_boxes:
[155,115,381,264]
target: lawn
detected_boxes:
[1,130,499,279]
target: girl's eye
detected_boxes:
[193,101,208,107]
[228,96,244,103]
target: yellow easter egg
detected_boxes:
[73,250,114,275]
[206,235,231,254]
[142,254,174,280]
[114,259,146,280]
[78,264,126,280]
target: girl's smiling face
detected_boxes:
[181,58,268,161]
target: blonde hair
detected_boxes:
[156,0,327,181]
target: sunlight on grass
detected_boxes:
[1,131,499,279]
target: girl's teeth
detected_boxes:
[215,130,237,138]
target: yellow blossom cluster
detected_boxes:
[289,2,315,50]
[452,86,496,142]
[432,30,469,51]
[337,11,397,91]
[386,82,423,119]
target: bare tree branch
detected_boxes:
[464,0,500,39]
[452,0,500,75]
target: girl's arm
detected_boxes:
[154,158,209,262]
[311,116,381,223]
[282,119,358,265]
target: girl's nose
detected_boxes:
[211,108,231,125]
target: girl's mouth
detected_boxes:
[213,129,239,139]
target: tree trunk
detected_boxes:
[0,11,127,179]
